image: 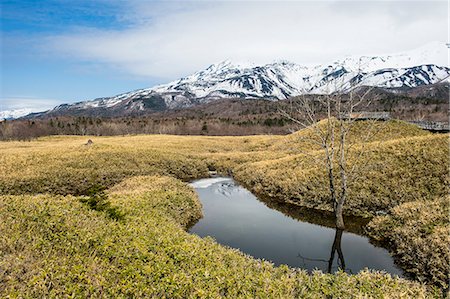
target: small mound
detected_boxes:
[269,119,429,154]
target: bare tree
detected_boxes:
[280,87,384,229]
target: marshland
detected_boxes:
[1,119,448,297]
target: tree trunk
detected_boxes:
[336,122,347,230]
[328,165,336,207]
[335,197,345,230]
[336,168,347,230]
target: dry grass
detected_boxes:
[0,176,433,298]
[233,133,448,217]
[366,197,450,289]
[0,120,448,295]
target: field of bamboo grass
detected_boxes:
[0,120,448,296]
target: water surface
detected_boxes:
[189,177,403,276]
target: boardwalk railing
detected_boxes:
[337,111,448,132]
[408,121,450,132]
[339,112,391,120]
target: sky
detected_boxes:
[1,0,448,112]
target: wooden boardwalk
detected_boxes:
[408,121,449,132]
[339,112,391,120]
[339,111,449,132]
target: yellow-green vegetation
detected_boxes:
[367,197,450,289]
[0,135,210,195]
[0,176,431,297]
[233,133,448,216]
[0,120,448,295]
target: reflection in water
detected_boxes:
[189,177,403,276]
[216,181,237,198]
[296,229,347,273]
[251,191,370,236]
[328,229,345,273]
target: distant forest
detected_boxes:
[1,95,447,140]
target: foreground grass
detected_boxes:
[367,197,450,289]
[0,120,448,294]
[0,176,432,298]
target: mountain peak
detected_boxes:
[206,59,256,71]
[12,42,450,119]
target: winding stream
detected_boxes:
[189,177,403,276]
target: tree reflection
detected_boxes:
[328,229,345,273]
[297,228,347,273]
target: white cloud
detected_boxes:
[45,1,447,80]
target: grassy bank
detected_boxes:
[0,176,432,297]
[232,133,448,217]
[367,197,450,289]
[0,120,448,294]
[0,135,210,195]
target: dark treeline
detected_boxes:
[0,94,447,140]
[0,115,294,140]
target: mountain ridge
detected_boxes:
[6,42,450,119]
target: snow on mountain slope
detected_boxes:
[328,41,447,73]
[152,60,308,100]
[0,108,34,120]
[151,42,449,98]
[20,42,450,118]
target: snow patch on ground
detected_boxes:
[189,177,232,189]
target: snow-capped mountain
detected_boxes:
[22,42,450,118]
[150,41,448,98]
[0,108,34,120]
